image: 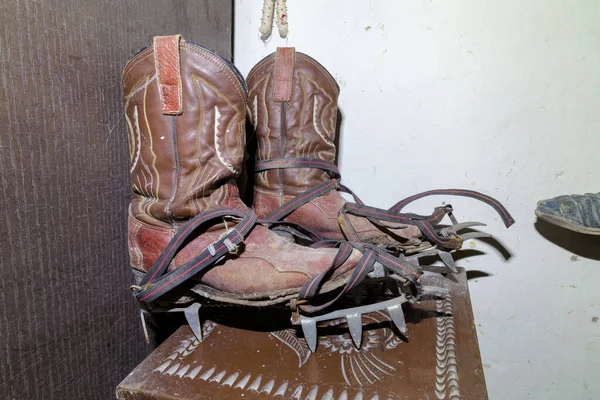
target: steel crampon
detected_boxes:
[122,36,433,346]
[247,48,515,273]
[125,40,515,349]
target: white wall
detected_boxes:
[234,1,600,398]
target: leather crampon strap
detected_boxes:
[342,188,515,249]
[339,200,459,248]
[135,157,514,312]
[256,157,515,250]
[296,241,421,313]
[133,209,257,304]
[264,179,339,221]
[256,158,341,178]
[389,188,516,226]
[131,204,420,314]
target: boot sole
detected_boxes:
[131,268,354,308]
[535,209,600,235]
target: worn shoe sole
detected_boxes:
[132,268,355,308]
[535,209,600,235]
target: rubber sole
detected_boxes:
[131,268,355,308]
[535,209,600,235]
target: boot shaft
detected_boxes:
[122,36,247,226]
[247,48,339,198]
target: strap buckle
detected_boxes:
[224,238,239,255]
[129,284,142,292]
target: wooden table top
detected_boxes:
[117,268,487,400]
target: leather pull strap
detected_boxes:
[153,35,183,115]
[273,47,295,101]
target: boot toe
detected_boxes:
[202,225,362,294]
[536,197,563,218]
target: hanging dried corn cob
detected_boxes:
[275,0,288,38]
[259,0,275,40]
[260,0,288,41]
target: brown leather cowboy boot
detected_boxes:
[122,37,423,345]
[247,48,515,269]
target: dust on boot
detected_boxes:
[122,36,429,347]
[247,48,515,271]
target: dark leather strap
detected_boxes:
[134,205,421,313]
[390,188,515,228]
[412,219,462,249]
[343,203,449,226]
[260,220,325,243]
[262,171,512,250]
[134,209,257,304]
[263,179,338,221]
[134,204,428,312]
[139,208,244,286]
[298,248,377,314]
[298,241,354,299]
[255,157,341,178]
[297,243,422,314]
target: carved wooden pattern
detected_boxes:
[117,269,487,399]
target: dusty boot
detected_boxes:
[247,48,515,268]
[122,36,423,344]
[536,192,600,234]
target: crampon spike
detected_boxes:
[437,251,458,273]
[439,221,487,238]
[140,309,150,344]
[406,249,439,261]
[386,303,407,334]
[449,221,487,231]
[300,317,318,352]
[406,249,453,273]
[296,295,410,352]
[448,212,459,225]
[406,247,465,274]
[460,231,492,241]
[369,262,386,278]
[183,303,203,342]
[407,256,420,268]
[346,313,363,348]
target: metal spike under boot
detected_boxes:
[405,216,495,273]
[406,249,461,273]
[139,303,204,343]
[296,284,448,353]
[439,220,492,242]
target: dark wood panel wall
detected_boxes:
[0,1,232,398]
